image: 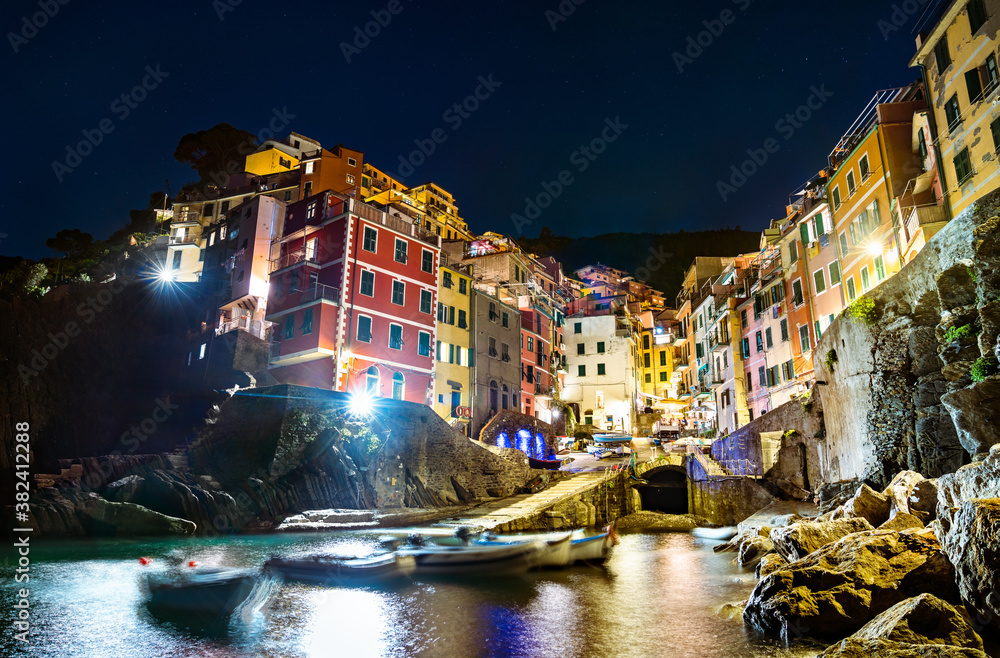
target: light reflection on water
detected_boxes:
[2,531,825,657]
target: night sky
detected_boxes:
[2,0,931,260]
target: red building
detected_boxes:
[520,309,554,419]
[266,191,441,404]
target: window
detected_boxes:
[202,203,214,217]
[992,117,1000,153]
[659,371,667,382]
[799,324,810,352]
[284,190,292,202]
[955,147,973,184]
[502,312,509,328]
[780,318,789,341]
[969,0,987,33]
[421,250,434,273]
[829,261,842,285]
[846,276,857,302]
[392,372,404,400]
[741,337,750,358]
[459,278,467,294]
[846,170,857,196]
[366,366,379,394]
[389,324,403,350]
[659,351,667,367]
[527,336,534,352]
[755,331,763,352]
[831,185,841,211]
[501,343,510,362]
[765,327,773,349]
[418,331,431,357]
[696,343,704,358]
[945,94,961,132]
[597,363,606,375]
[967,68,984,103]
[303,181,312,196]
[578,365,586,376]
[420,289,433,314]
[574,322,582,334]
[788,239,798,263]
[489,337,497,357]
[740,310,748,329]
[874,255,886,282]
[357,316,372,342]
[359,270,374,296]
[391,280,405,306]
[643,334,650,349]
[839,232,849,256]
[861,266,871,291]
[394,238,407,264]
[304,162,315,174]
[172,250,182,269]
[645,373,652,384]
[792,280,804,306]
[859,155,870,180]
[597,341,605,354]
[348,157,357,167]
[758,366,766,387]
[577,343,585,355]
[488,301,498,321]
[783,360,796,381]
[935,35,950,73]
[362,227,377,252]
[917,128,928,160]
[746,371,753,392]
[283,313,295,339]
[813,268,826,294]
[644,353,651,368]
[987,54,999,95]
[458,309,467,329]
[305,238,318,262]
[301,309,313,335]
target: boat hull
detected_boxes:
[144,569,257,618]
[264,553,416,585]
[399,541,545,576]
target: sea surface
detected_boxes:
[2,530,828,657]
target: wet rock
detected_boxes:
[103,475,144,503]
[770,517,874,562]
[883,470,925,517]
[817,638,989,657]
[936,498,1000,632]
[769,513,803,527]
[935,445,1000,530]
[878,512,925,531]
[743,528,959,641]
[909,479,939,520]
[848,593,984,650]
[977,300,1000,357]
[941,378,1000,460]
[718,601,746,621]
[77,494,197,536]
[936,265,978,310]
[615,512,698,531]
[817,479,860,513]
[737,535,773,569]
[843,484,891,526]
[755,552,787,580]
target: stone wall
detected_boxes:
[687,451,775,525]
[815,189,1000,488]
[477,410,558,459]
[492,471,640,532]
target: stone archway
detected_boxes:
[636,465,688,514]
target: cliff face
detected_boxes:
[815,190,1000,487]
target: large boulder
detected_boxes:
[76,494,197,536]
[909,479,939,521]
[743,528,959,641]
[737,535,773,569]
[842,484,891,526]
[941,379,1000,460]
[755,552,788,580]
[848,593,983,649]
[936,498,1000,632]
[878,512,925,532]
[770,517,874,562]
[817,638,989,657]
[936,445,1000,530]
[883,470,925,517]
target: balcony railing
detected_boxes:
[902,204,948,243]
[169,235,200,245]
[270,250,321,274]
[216,317,273,341]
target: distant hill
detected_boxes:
[517,227,762,302]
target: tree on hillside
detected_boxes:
[0,259,49,300]
[174,123,257,183]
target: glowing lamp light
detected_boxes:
[866,242,883,256]
[349,391,374,416]
[655,327,663,335]
[156,268,176,283]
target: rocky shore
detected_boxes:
[712,445,1000,656]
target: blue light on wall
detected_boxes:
[534,433,545,460]
[497,431,511,449]
[516,429,532,456]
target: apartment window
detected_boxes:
[597,363,606,376]
[578,365,586,376]
[391,280,405,306]
[527,336,534,352]
[347,157,357,167]
[969,0,987,33]
[437,302,446,323]
[357,315,372,342]
[448,306,455,325]
[574,322,582,334]
[813,268,826,294]
[846,276,857,302]
[799,324,810,352]
[198,248,205,263]
[392,372,404,400]
[780,318,789,342]
[788,239,798,263]
[443,271,453,288]
[304,181,313,196]
[644,353,651,368]
[859,155,870,180]
[309,271,319,291]
[597,341,605,354]
[643,334,650,349]
[987,54,1000,95]
[945,94,961,132]
[758,366,766,387]
[846,170,857,196]
[659,371,667,382]
[577,343,585,355]
[967,67,985,103]
[831,185,841,211]
[645,373,652,384]
[301,309,313,335]
[283,313,294,339]
[420,289,433,314]
[955,147,974,184]
[171,250,183,270]
[359,270,375,296]
[755,331,763,352]
[418,331,431,357]
[829,261,842,286]
[502,312,509,328]
[765,327,773,349]
[489,337,497,357]
[935,35,950,73]
[458,310,467,329]
[860,266,871,291]
[741,337,750,358]
[874,255,886,282]
[792,280,804,306]
[421,250,434,273]
[362,226,377,253]
[305,238,318,262]
[992,117,1000,153]
[304,162,314,174]
[489,301,498,321]
[202,203,214,218]
[393,238,408,264]
[783,360,796,381]
[839,232,849,256]
[659,351,667,367]
[289,269,300,294]
[284,190,292,202]
[459,278,467,294]
[696,343,704,358]
[387,323,403,350]
[917,128,928,160]
[740,309,748,329]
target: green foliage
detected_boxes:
[823,349,838,372]
[943,324,972,343]
[970,355,999,382]
[0,260,49,300]
[782,429,799,439]
[844,296,878,326]
[799,391,814,414]
[174,123,258,183]
[967,266,978,284]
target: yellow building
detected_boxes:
[244,144,299,176]
[362,167,473,241]
[433,260,474,433]
[638,310,677,409]
[910,0,999,219]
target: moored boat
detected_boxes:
[397,538,546,576]
[143,566,259,619]
[528,456,566,470]
[264,551,417,585]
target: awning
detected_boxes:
[913,170,935,195]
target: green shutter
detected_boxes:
[800,223,810,245]
[815,213,825,235]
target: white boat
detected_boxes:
[465,532,574,568]
[143,567,259,619]
[264,552,417,585]
[397,539,546,576]
[484,527,619,565]
[691,526,738,541]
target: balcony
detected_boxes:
[216,317,273,341]
[902,204,948,243]
[270,250,320,274]
[169,234,200,246]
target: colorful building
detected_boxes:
[433,258,474,431]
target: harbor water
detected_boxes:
[2,530,827,657]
